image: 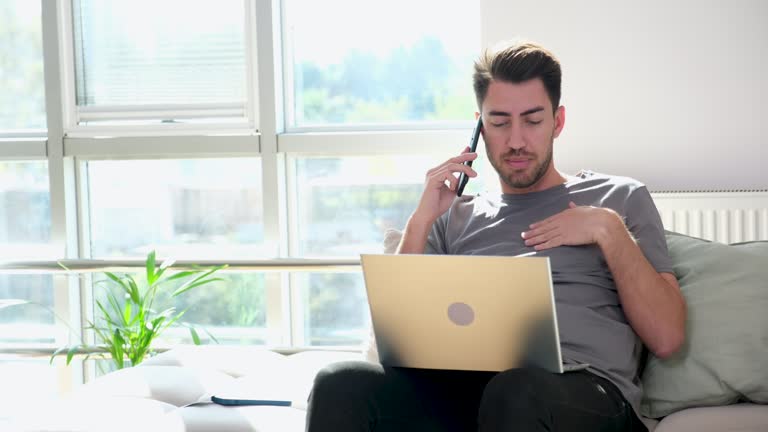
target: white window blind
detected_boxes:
[71,0,250,125]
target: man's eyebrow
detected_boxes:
[487,110,511,117]
[487,107,546,117]
[520,107,545,116]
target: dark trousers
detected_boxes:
[305,361,647,432]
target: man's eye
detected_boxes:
[490,122,508,127]
[526,120,542,125]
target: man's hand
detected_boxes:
[521,202,622,250]
[523,201,686,358]
[397,148,477,254]
[412,147,478,225]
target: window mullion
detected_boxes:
[42,0,84,391]
[256,0,292,346]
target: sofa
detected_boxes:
[10,231,768,431]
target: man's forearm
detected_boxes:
[598,215,686,358]
[396,215,434,254]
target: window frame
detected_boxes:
[61,0,261,134]
[0,0,482,392]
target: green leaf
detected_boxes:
[112,329,125,369]
[164,269,202,282]
[104,291,126,326]
[150,316,166,332]
[172,266,226,297]
[189,327,201,345]
[159,258,177,271]
[66,345,81,365]
[123,301,132,325]
[94,300,115,328]
[165,307,188,329]
[155,258,176,281]
[50,345,73,365]
[155,307,176,320]
[146,250,157,286]
[125,277,141,306]
[105,272,131,296]
[174,277,225,297]
[201,326,220,344]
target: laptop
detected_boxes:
[361,254,564,373]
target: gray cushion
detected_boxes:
[641,233,768,418]
[654,403,768,432]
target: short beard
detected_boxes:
[490,135,554,190]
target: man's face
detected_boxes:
[480,78,565,194]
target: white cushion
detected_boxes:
[15,396,184,432]
[179,404,306,432]
[212,350,365,410]
[141,346,287,378]
[78,365,234,407]
[16,349,363,432]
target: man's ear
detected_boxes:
[553,106,566,138]
[475,111,485,139]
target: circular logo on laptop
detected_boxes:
[447,302,475,326]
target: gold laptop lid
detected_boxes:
[361,254,562,373]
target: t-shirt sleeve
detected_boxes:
[624,186,673,274]
[424,214,448,255]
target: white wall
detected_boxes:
[481,0,768,191]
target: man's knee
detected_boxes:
[479,368,551,418]
[310,360,385,401]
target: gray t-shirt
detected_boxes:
[425,170,673,417]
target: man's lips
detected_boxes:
[504,158,532,169]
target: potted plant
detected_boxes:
[48,251,227,370]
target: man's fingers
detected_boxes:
[447,162,477,178]
[446,173,459,191]
[522,223,557,240]
[429,164,476,184]
[530,213,558,229]
[534,239,559,251]
[523,228,559,246]
[449,152,478,164]
[428,169,458,190]
[426,154,477,178]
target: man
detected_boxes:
[306,41,686,432]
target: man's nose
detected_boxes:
[505,124,525,150]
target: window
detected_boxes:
[0,0,46,131]
[1,0,486,396]
[0,161,52,259]
[293,155,437,256]
[71,0,251,126]
[0,275,56,344]
[91,272,269,346]
[292,153,495,256]
[86,158,266,258]
[156,273,269,345]
[294,272,369,346]
[284,0,480,128]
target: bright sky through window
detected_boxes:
[288,0,479,66]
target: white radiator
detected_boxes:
[651,192,768,244]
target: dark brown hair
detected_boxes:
[473,41,562,112]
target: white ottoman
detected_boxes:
[13,347,363,432]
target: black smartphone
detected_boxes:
[211,395,291,407]
[456,117,483,197]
